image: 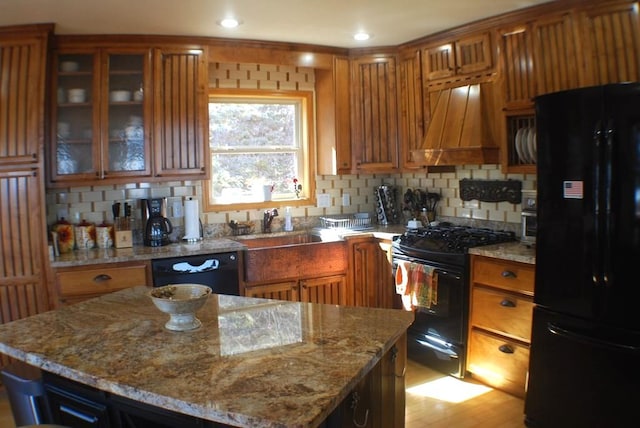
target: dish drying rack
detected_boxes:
[319,214,372,231]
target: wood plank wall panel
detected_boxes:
[582,2,640,85]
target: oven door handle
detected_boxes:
[416,337,458,359]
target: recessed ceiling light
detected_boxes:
[353,32,371,41]
[219,18,240,29]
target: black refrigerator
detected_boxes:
[524,83,640,427]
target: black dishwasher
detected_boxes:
[151,252,240,295]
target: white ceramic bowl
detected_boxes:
[110,90,131,102]
[68,88,86,103]
[149,284,212,331]
[60,61,79,72]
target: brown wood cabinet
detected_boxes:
[467,255,535,398]
[581,1,640,86]
[422,32,493,81]
[350,53,400,172]
[53,261,151,306]
[0,24,53,370]
[339,332,407,428]
[153,45,209,179]
[316,56,352,175]
[347,236,395,309]
[244,274,347,305]
[49,45,153,184]
[48,38,209,186]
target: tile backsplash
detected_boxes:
[45,165,535,241]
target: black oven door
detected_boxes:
[393,252,467,378]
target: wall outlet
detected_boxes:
[317,193,331,208]
[342,193,351,206]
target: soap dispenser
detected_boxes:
[284,207,293,232]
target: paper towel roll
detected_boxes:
[183,198,201,241]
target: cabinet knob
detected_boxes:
[93,274,112,282]
[500,299,516,308]
[498,344,514,354]
[501,270,517,278]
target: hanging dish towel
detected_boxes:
[395,261,438,311]
[395,260,413,311]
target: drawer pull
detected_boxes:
[498,344,514,354]
[500,299,516,308]
[501,270,517,278]
[93,274,112,282]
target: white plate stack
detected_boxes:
[515,126,537,164]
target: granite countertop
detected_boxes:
[0,286,414,428]
[468,241,536,265]
[50,238,247,268]
[50,226,406,269]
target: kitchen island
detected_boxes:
[0,286,413,427]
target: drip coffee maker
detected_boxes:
[142,198,173,247]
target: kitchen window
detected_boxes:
[204,89,315,210]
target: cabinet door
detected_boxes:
[580,1,640,85]
[101,49,152,179]
[300,274,347,305]
[51,48,152,183]
[244,281,299,301]
[0,169,50,368]
[497,24,535,109]
[398,49,426,170]
[455,32,493,75]
[423,42,455,81]
[153,46,209,179]
[350,54,399,172]
[532,13,583,95]
[350,238,394,308]
[316,56,352,174]
[0,29,48,166]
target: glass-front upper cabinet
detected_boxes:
[50,48,152,184]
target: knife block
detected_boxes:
[114,230,133,248]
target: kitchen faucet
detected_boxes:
[262,208,279,233]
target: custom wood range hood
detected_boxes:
[411,82,500,166]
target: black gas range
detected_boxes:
[391,223,515,378]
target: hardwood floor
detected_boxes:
[0,358,526,427]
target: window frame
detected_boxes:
[204,88,316,212]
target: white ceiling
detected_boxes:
[0,0,552,48]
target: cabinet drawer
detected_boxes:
[472,256,534,294]
[471,287,534,342]
[57,264,148,297]
[467,329,530,397]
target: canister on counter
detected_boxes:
[51,218,75,253]
[96,223,114,248]
[75,219,96,249]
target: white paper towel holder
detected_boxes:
[182,197,203,242]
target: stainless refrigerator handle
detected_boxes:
[547,322,640,353]
[603,119,614,287]
[592,120,604,287]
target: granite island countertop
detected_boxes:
[0,286,414,428]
